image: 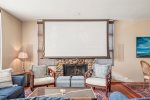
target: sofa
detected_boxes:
[109,92,150,100]
[0,75,25,100]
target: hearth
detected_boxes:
[63,64,88,76]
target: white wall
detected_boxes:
[113,20,150,82]
[1,10,22,72]
[22,21,38,71]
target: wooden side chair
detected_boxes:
[29,65,56,91]
[84,64,112,97]
[140,60,150,85]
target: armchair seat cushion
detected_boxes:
[144,75,150,79]
[0,86,24,99]
[86,77,106,86]
[34,77,54,86]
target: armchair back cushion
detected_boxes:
[93,64,110,78]
[0,68,13,88]
[32,65,47,78]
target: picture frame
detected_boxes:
[136,37,150,58]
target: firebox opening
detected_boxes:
[63,64,88,76]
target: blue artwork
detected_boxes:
[136,37,150,58]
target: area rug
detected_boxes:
[25,87,108,100]
[122,82,150,97]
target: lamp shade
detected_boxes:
[18,52,28,59]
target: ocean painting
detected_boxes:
[136,37,150,58]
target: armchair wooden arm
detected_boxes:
[29,70,34,91]
[84,69,93,79]
[106,68,112,81]
[48,68,56,78]
[105,67,112,95]
[48,68,56,87]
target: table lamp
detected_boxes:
[18,51,28,72]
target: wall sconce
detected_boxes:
[18,51,28,72]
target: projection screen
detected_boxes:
[44,20,108,58]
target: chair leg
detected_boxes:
[143,79,146,89]
[92,87,95,90]
[109,84,111,92]
[106,88,108,97]
[31,87,34,91]
[106,85,111,97]
[85,83,88,88]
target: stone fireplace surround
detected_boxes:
[56,59,96,77]
[38,22,114,77]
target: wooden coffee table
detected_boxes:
[28,87,97,100]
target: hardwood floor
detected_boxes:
[111,82,142,99]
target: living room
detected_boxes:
[0,0,150,100]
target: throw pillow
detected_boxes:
[93,64,110,78]
[32,65,47,78]
[0,68,13,88]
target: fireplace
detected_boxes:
[63,64,88,76]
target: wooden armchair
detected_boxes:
[29,65,56,91]
[85,64,112,97]
[140,60,150,84]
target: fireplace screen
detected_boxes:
[63,64,88,76]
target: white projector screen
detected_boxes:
[44,20,108,58]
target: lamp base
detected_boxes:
[21,60,25,72]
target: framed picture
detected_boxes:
[136,37,150,58]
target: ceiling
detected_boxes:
[0,0,150,21]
